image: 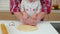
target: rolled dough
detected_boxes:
[16,24,37,32]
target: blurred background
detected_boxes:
[0,0,60,21]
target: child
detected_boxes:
[10,0,52,26]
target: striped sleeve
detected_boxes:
[10,0,21,15]
[40,0,52,14]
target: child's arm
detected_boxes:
[37,0,52,20]
[37,12,47,21]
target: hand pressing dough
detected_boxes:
[16,24,37,32]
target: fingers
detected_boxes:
[28,17,37,26]
[21,16,37,26]
[29,22,37,26]
[27,18,37,26]
[22,19,36,26]
[23,19,29,25]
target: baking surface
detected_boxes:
[0,20,59,34]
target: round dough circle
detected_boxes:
[16,24,37,32]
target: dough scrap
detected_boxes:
[16,24,37,32]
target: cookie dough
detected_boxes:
[16,24,37,32]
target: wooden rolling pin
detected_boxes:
[1,24,8,34]
[0,24,1,30]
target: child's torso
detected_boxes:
[21,0,41,16]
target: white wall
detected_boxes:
[0,0,59,10]
[0,0,10,10]
[52,0,60,5]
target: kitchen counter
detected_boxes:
[51,10,60,13]
[0,10,60,13]
[0,20,59,34]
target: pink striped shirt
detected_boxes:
[10,0,52,15]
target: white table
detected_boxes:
[0,20,59,34]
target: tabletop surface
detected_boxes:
[0,20,59,34]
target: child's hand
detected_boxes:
[23,18,36,26]
[28,17,37,26]
[22,19,30,25]
[21,12,38,26]
[23,17,37,26]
